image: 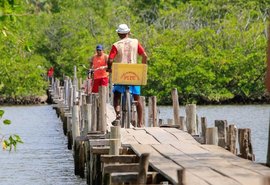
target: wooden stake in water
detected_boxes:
[172,88,181,128]
[186,104,197,135]
[206,127,218,145]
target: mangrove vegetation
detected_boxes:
[1,0,270,104]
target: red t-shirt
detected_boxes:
[109,43,145,59]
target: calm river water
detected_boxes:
[0,104,270,184]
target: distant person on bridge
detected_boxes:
[89,44,109,93]
[107,24,148,127]
[47,66,54,84]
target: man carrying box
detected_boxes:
[107,24,148,127]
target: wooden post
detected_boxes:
[91,94,98,131]
[206,127,218,145]
[85,103,92,133]
[98,86,106,133]
[148,97,153,127]
[177,168,185,185]
[137,153,150,184]
[152,96,157,127]
[215,120,228,148]
[67,116,72,150]
[83,103,91,136]
[72,105,80,146]
[109,126,121,155]
[180,116,186,131]
[186,104,197,135]
[172,88,181,128]
[74,139,85,178]
[201,117,207,144]
[238,128,254,160]
[228,124,237,155]
[140,96,146,127]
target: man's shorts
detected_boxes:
[113,85,140,95]
[92,77,109,93]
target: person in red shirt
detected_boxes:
[107,24,148,127]
[90,45,109,93]
[47,67,54,84]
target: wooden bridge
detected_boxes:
[49,71,270,185]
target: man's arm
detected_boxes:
[141,52,148,64]
[89,57,93,69]
[107,58,113,72]
[107,45,117,72]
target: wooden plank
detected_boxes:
[151,144,243,185]
[187,167,241,185]
[163,128,200,145]
[210,165,264,185]
[130,144,209,185]
[100,155,139,163]
[89,139,110,146]
[144,127,180,144]
[126,128,160,144]
[130,144,180,184]
[121,129,139,145]
[104,164,140,173]
[172,142,209,155]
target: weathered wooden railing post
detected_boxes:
[201,117,207,144]
[238,128,254,161]
[140,96,146,127]
[98,86,107,133]
[206,127,218,145]
[186,104,197,135]
[215,120,228,148]
[180,116,186,131]
[91,94,98,131]
[83,101,92,135]
[110,125,121,155]
[148,96,153,127]
[177,168,185,185]
[137,153,150,184]
[152,96,158,127]
[227,124,237,154]
[172,88,181,129]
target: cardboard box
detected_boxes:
[112,63,147,85]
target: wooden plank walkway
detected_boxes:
[49,77,270,185]
[121,127,270,185]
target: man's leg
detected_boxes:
[133,94,143,127]
[113,91,121,120]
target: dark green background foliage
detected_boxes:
[1,0,270,104]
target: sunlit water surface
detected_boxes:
[0,105,86,185]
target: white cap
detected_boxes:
[116,24,130,34]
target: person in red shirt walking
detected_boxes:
[47,66,54,84]
[89,45,109,93]
[107,24,148,127]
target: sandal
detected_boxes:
[112,113,121,126]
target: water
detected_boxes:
[0,104,269,184]
[0,105,86,185]
[157,104,270,163]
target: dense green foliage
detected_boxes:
[1,0,270,104]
